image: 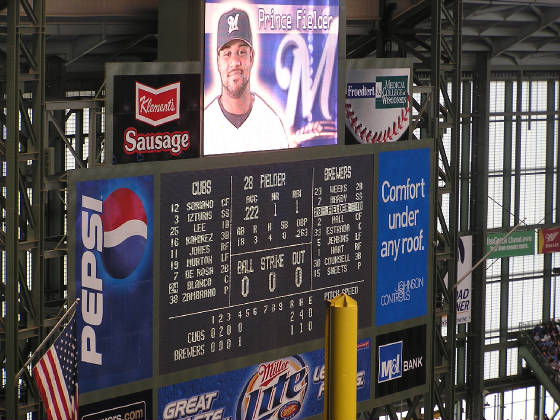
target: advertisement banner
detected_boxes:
[80,390,152,420]
[375,325,426,398]
[108,63,201,164]
[538,227,560,254]
[76,176,153,393]
[376,149,430,326]
[203,0,339,155]
[345,60,410,144]
[486,231,534,258]
[158,340,371,420]
[443,235,472,326]
[487,231,535,258]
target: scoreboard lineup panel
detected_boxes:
[70,142,434,418]
[159,156,373,373]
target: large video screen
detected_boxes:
[203,0,339,155]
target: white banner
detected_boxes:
[442,235,472,326]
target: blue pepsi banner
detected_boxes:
[76,176,153,393]
[158,339,370,420]
[376,149,430,326]
[375,326,426,398]
[204,0,339,155]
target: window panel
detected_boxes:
[490,81,505,113]
[484,350,499,380]
[487,176,503,229]
[506,347,518,376]
[489,121,504,172]
[519,174,546,225]
[486,282,500,337]
[520,121,547,171]
[508,276,543,329]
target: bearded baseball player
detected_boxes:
[204,8,289,155]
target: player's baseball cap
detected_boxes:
[217,8,253,52]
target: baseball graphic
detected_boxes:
[345,65,411,144]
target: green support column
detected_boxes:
[31,0,47,417]
[543,80,555,321]
[426,0,462,418]
[468,51,490,420]
[499,80,513,383]
[5,0,46,416]
[6,0,21,417]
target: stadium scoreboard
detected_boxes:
[159,155,373,372]
[71,142,434,419]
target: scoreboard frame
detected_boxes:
[69,139,435,418]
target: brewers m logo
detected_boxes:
[135,81,180,126]
[227,14,239,34]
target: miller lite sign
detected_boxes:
[236,357,309,420]
[538,227,560,254]
[158,341,371,420]
[107,62,201,164]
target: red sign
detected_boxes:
[135,82,180,126]
[538,227,560,254]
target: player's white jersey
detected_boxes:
[204,93,288,155]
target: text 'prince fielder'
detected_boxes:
[204,8,289,155]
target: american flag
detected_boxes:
[33,313,78,420]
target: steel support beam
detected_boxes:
[468,51,490,420]
[4,0,45,417]
[5,1,20,416]
[426,0,462,418]
[543,79,556,321]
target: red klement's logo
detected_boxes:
[135,81,180,126]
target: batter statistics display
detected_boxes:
[160,155,373,373]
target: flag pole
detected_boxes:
[15,298,80,381]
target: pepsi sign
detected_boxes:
[76,176,153,393]
[100,188,148,278]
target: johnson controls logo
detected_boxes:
[378,341,402,383]
[236,357,308,420]
[80,188,148,366]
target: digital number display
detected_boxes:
[159,155,373,373]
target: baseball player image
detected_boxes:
[204,8,289,155]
